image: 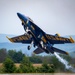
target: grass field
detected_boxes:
[0,63,42,68]
[15,63,42,67]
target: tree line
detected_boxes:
[0,48,75,73]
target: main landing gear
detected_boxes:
[27,41,34,50]
[40,41,46,49]
[28,46,31,50]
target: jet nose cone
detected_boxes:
[17,12,27,22]
[17,12,25,20]
[17,13,21,18]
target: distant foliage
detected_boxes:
[29,53,42,63]
[0,48,7,63]
[8,50,25,63]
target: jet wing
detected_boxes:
[33,47,44,54]
[6,34,32,44]
[46,34,75,44]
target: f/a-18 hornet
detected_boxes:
[7,13,75,55]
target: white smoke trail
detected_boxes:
[54,52,72,69]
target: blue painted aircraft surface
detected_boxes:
[7,13,75,55]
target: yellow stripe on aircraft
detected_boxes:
[6,36,14,43]
[6,35,30,43]
[70,36,75,43]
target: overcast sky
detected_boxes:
[0,0,75,36]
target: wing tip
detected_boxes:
[6,36,14,43]
[70,36,75,43]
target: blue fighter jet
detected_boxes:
[7,13,75,55]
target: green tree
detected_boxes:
[0,67,4,73]
[0,48,7,63]
[41,63,54,73]
[8,50,24,63]
[20,56,35,73]
[29,53,42,63]
[36,63,54,73]
[3,57,16,73]
[60,54,72,62]
[50,56,65,72]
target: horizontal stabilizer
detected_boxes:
[34,47,44,54]
[52,47,69,55]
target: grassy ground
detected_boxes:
[15,63,42,68]
[0,63,42,68]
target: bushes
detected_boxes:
[41,63,54,73]
[49,55,65,72]
[0,49,75,73]
[36,63,54,73]
[0,48,7,63]
[8,50,25,63]
[3,58,16,73]
[2,57,55,73]
[29,53,42,63]
[19,56,35,73]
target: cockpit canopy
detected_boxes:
[27,17,34,23]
